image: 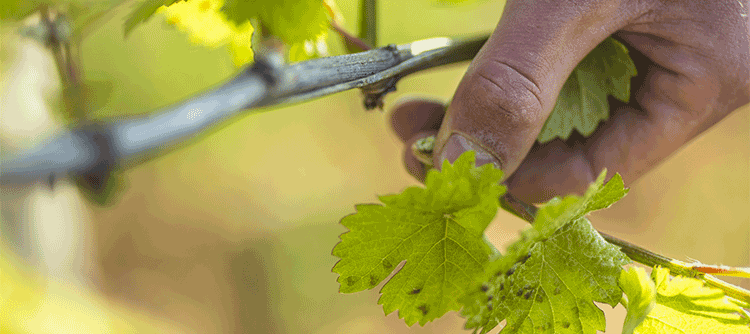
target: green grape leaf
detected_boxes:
[221,0,329,46]
[332,151,506,326]
[153,0,256,66]
[123,0,183,36]
[130,0,331,62]
[537,37,637,143]
[633,267,750,334]
[619,266,657,334]
[461,171,631,334]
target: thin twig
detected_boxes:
[39,6,69,87]
[63,42,79,88]
[600,233,750,305]
[271,36,486,106]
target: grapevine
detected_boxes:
[1,0,748,333]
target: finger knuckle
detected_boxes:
[470,61,545,132]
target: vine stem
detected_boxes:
[411,138,750,305]
[0,34,487,185]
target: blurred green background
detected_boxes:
[1,0,748,333]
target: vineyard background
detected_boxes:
[1,0,748,332]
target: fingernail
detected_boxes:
[438,134,502,169]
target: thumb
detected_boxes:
[433,0,649,174]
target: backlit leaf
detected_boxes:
[461,171,631,334]
[538,37,637,143]
[333,151,506,326]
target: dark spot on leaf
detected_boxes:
[382,259,393,270]
[516,289,523,297]
[562,322,570,329]
[554,286,561,295]
[495,270,503,277]
[499,283,504,291]
[524,290,532,300]
[523,284,531,290]
[369,275,379,287]
[409,288,421,295]
[536,326,544,332]
[487,304,493,311]
[536,293,544,303]
[346,276,357,286]
[518,253,531,264]
[505,267,515,276]
[418,304,429,316]
[480,284,489,292]
[487,295,493,301]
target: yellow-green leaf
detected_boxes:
[619,266,657,334]
[462,171,631,334]
[332,151,506,326]
[157,0,254,66]
[221,0,333,61]
[538,37,637,143]
[634,267,750,334]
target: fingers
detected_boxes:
[505,102,696,204]
[389,99,445,142]
[390,99,446,182]
[491,23,749,204]
[433,0,651,176]
[503,139,597,204]
[503,42,709,204]
[389,0,748,203]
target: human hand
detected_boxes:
[391,0,750,203]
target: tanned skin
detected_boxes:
[391,0,750,203]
